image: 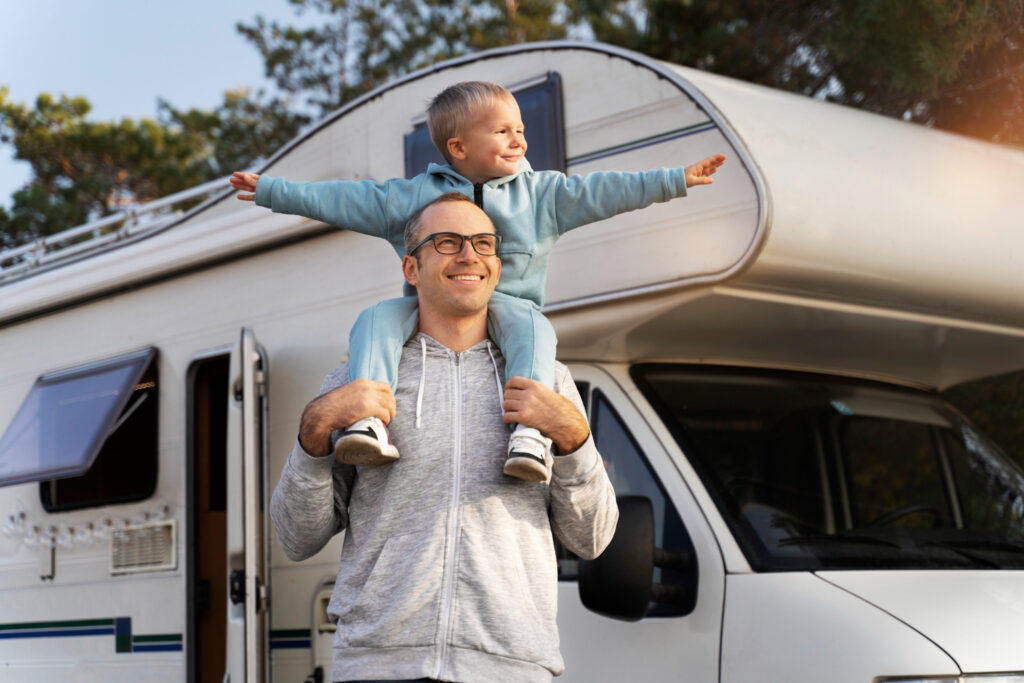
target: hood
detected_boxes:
[818,570,1024,674]
[426,158,533,188]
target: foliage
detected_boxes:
[0,87,304,245]
[584,0,1024,145]
[2,0,1022,247]
[944,371,1024,472]
[237,0,570,119]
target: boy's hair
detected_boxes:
[404,192,490,260]
[427,81,515,163]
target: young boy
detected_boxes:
[232,81,725,482]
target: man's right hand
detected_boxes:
[298,380,396,457]
[230,171,260,201]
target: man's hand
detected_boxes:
[502,377,590,455]
[230,171,260,201]
[298,380,395,457]
[684,153,726,187]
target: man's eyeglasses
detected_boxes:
[408,232,502,256]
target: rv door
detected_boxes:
[225,329,269,683]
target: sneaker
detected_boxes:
[333,416,400,466]
[503,425,551,482]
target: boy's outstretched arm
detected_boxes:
[230,171,260,201]
[684,154,727,187]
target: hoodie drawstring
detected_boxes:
[485,341,505,412]
[415,336,427,428]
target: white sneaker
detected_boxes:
[333,416,400,466]
[503,425,551,482]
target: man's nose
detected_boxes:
[455,239,479,260]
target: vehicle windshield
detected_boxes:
[633,365,1024,571]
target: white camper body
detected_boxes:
[1,42,1023,683]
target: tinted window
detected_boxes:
[39,352,159,511]
[557,387,694,616]
[404,72,566,178]
[0,348,155,491]
[634,364,1024,571]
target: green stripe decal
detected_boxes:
[133,633,182,643]
[271,629,311,639]
[0,618,115,631]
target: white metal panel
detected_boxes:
[722,573,957,682]
[557,363,725,682]
[677,63,1024,328]
[819,570,1024,673]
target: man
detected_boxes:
[270,192,618,683]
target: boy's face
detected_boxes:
[447,96,527,184]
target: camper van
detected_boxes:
[1,41,1023,682]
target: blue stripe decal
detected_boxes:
[271,639,312,650]
[132,643,183,652]
[570,123,718,166]
[0,627,115,640]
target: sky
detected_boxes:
[0,0,308,209]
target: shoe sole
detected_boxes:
[334,435,400,466]
[503,456,548,482]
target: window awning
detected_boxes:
[0,347,156,488]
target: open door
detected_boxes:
[225,328,269,683]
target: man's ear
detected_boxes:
[402,255,419,287]
[446,137,467,161]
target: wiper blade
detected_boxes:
[778,534,901,549]
[920,541,1001,569]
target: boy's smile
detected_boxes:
[447,96,527,184]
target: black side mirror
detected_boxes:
[578,495,696,621]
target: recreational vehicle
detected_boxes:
[1,41,1023,682]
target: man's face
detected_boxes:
[403,200,501,320]
[448,96,527,184]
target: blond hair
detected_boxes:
[427,81,515,163]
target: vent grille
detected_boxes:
[111,520,176,574]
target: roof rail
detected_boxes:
[0,176,231,285]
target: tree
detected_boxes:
[581,0,1024,145]
[237,0,570,119]
[0,87,305,247]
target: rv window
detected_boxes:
[0,348,158,509]
[403,72,566,178]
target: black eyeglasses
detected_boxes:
[408,232,502,256]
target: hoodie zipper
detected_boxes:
[473,182,483,209]
[436,351,463,680]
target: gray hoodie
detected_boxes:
[271,333,618,682]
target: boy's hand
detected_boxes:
[502,377,590,454]
[230,171,260,201]
[684,154,727,187]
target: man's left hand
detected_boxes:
[502,377,590,454]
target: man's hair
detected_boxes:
[427,81,514,163]
[404,192,491,261]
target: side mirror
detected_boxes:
[578,495,696,621]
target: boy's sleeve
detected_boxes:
[254,175,398,242]
[269,366,357,562]
[537,168,689,236]
[547,363,619,560]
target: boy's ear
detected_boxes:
[446,137,467,161]
[402,255,420,287]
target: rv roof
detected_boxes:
[1,41,1022,389]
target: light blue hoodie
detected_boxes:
[255,160,688,307]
